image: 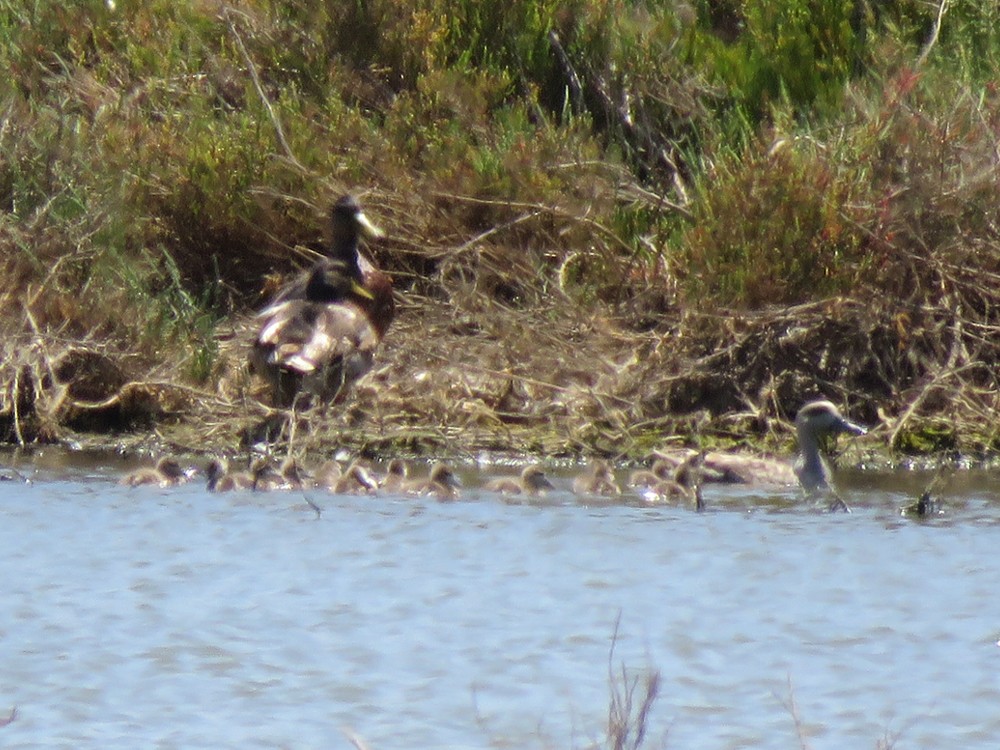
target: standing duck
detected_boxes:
[251,258,380,405]
[270,195,394,338]
[252,195,393,406]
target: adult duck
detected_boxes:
[251,258,379,405]
[680,400,867,511]
[271,195,394,339]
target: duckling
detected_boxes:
[250,459,284,491]
[572,459,621,496]
[485,465,555,496]
[379,459,411,492]
[628,458,677,489]
[205,458,254,492]
[400,462,462,501]
[251,258,380,406]
[312,459,343,490]
[331,462,379,495]
[639,452,705,509]
[640,478,695,503]
[120,457,189,488]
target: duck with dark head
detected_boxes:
[250,194,393,406]
[270,195,394,338]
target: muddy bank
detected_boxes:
[3,284,997,467]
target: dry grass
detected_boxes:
[3,2,1000,461]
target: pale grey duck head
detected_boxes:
[794,400,867,494]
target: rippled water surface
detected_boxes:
[3,452,1000,749]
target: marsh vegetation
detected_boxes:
[1,0,999,461]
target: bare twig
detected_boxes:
[225,9,308,173]
[915,0,949,69]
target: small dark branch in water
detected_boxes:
[901,490,941,518]
[901,467,947,517]
[1,707,16,727]
[916,491,935,517]
[303,494,322,520]
[828,493,852,514]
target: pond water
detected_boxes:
[2,450,1000,749]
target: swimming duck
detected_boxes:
[205,458,255,492]
[686,400,866,510]
[120,457,189,487]
[250,457,308,491]
[400,462,462,501]
[379,459,411,492]
[331,462,379,495]
[639,452,705,509]
[485,465,555,496]
[628,458,677,489]
[572,459,621,496]
[312,458,344,489]
[251,258,380,406]
[248,459,283,491]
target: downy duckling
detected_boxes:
[572,459,621,496]
[400,462,462,501]
[485,465,555,496]
[121,457,190,488]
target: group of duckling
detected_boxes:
[119,454,705,505]
[112,400,955,517]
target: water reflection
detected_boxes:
[0,450,999,749]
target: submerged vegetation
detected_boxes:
[1,0,999,459]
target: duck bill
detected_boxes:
[356,211,384,240]
[837,418,867,436]
[351,280,375,300]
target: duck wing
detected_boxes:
[256,300,377,375]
